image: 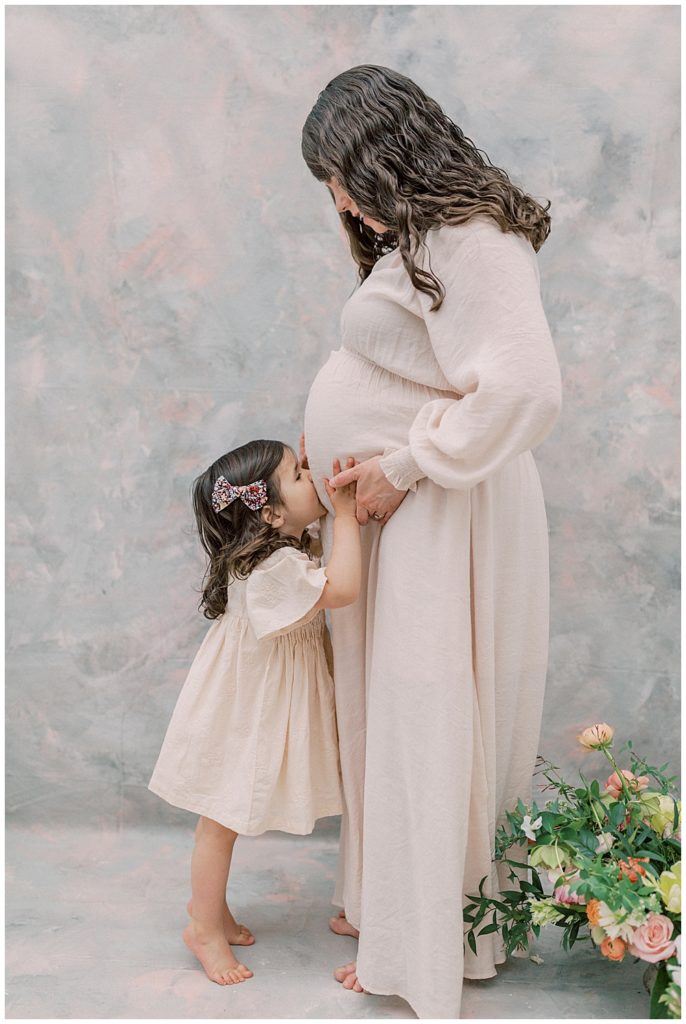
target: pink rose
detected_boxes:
[553,883,586,905]
[627,913,677,964]
[604,769,649,799]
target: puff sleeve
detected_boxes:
[245,547,328,641]
[378,222,562,492]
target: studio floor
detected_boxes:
[6,814,651,1019]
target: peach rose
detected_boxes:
[627,913,677,964]
[604,769,649,799]
[601,936,626,961]
[586,898,602,926]
[577,723,614,750]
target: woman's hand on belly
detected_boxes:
[329,455,409,526]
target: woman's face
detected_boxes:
[325,178,389,235]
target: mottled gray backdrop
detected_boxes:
[7,5,680,828]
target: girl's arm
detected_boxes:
[312,460,361,610]
[313,514,361,609]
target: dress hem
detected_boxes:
[147,782,342,837]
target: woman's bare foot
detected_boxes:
[328,909,360,939]
[182,922,253,985]
[187,899,255,945]
[334,959,365,993]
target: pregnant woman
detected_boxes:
[301,66,562,1018]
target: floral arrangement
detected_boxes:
[464,723,681,1018]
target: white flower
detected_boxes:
[596,832,615,854]
[596,902,647,942]
[667,935,681,987]
[659,980,681,1018]
[521,814,543,841]
[528,897,564,926]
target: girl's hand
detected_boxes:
[329,455,408,526]
[323,457,358,518]
[299,432,310,470]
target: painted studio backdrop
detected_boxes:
[7,5,680,831]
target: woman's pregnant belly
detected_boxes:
[304,346,457,514]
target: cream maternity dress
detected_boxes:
[303,216,562,1018]
[148,547,342,836]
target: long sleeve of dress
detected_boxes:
[378,223,562,491]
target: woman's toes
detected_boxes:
[329,914,360,938]
[238,925,255,945]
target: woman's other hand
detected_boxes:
[329,455,408,526]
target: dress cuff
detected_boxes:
[378,446,425,493]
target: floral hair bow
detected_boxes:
[211,475,269,513]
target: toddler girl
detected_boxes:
[149,439,361,986]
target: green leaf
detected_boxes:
[478,921,501,936]
[649,963,672,1019]
[517,880,544,896]
[467,930,477,956]
[568,920,581,948]
[473,904,488,927]
[609,801,628,827]
[578,829,600,852]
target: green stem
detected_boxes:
[589,796,606,834]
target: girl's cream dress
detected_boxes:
[148,545,342,835]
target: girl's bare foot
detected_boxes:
[182,922,253,985]
[334,959,366,993]
[187,899,255,945]
[328,909,360,939]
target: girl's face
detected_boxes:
[261,449,327,538]
[325,177,389,235]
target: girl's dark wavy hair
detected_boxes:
[301,64,551,310]
[192,439,313,620]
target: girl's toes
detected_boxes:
[334,961,357,982]
[237,963,253,978]
[238,926,255,944]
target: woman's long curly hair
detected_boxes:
[301,64,551,310]
[192,439,313,620]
